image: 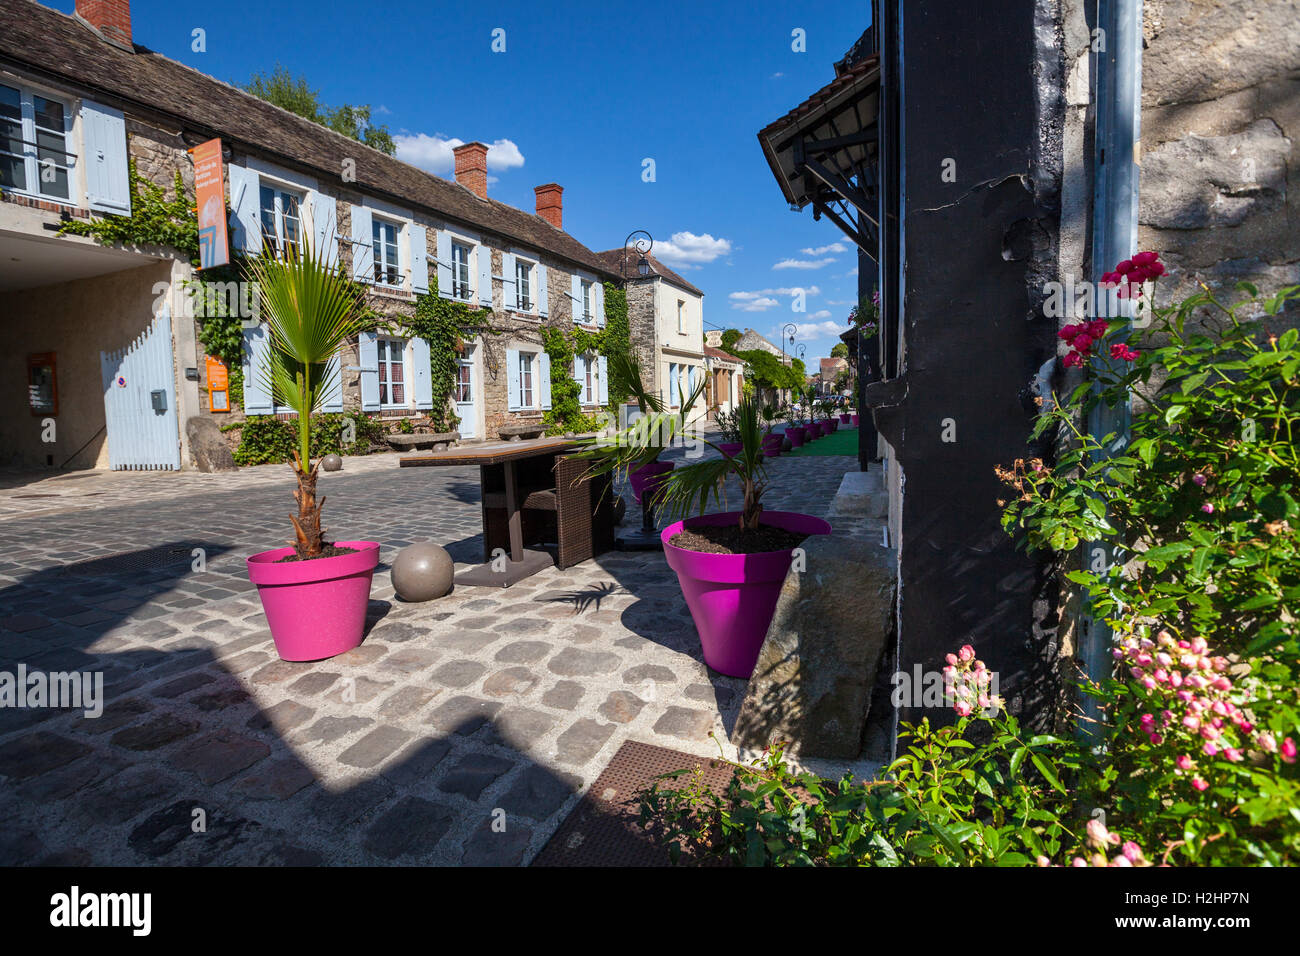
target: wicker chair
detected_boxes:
[480,454,616,569]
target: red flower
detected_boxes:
[1073,333,1094,352]
[1132,251,1159,266]
[1087,319,1109,339]
[1058,323,1081,342]
[1100,271,1121,286]
[1116,259,1135,274]
[1062,351,1084,369]
[1110,343,1139,362]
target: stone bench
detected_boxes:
[498,423,547,442]
[384,431,460,452]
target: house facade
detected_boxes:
[0,0,621,471]
[597,249,706,422]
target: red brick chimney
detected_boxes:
[76,0,133,50]
[453,142,489,199]
[534,184,563,230]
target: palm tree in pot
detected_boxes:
[243,240,379,661]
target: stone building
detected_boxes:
[0,0,621,470]
[756,1,1298,747]
[596,249,707,422]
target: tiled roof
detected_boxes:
[703,344,743,364]
[0,0,618,279]
[756,53,879,143]
[594,249,705,298]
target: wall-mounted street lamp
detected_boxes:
[795,343,807,361]
[621,230,653,280]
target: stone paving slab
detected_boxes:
[0,443,867,866]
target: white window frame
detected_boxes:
[580,279,596,325]
[514,254,537,313]
[449,234,475,301]
[677,299,686,334]
[371,215,402,288]
[518,349,536,408]
[376,335,410,410]
[580,351,597,405]
[0,80,76,206]
[259,180,305,260]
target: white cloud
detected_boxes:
[808,310,832,320]
[782,319,846,338]
[774,257,836,271]
[731,296,780,312]
[654,232,733,268]
[393,134,526,175]
[826,299,854,306]
[800,242,847,256]
[771,71,785,78]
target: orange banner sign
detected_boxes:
[191,138,229,269]
[206,355,230,412]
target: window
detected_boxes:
[677,299,686,333]
[668,363,679,406]
[259,183,302,258]
[372,218,401,286]
[0,83,72,202]
[577,353,596,405]
[518,351,535,407]
[456,362,473,403]
[451,240,473,300]
[377,337,407,407]
[515,258,533,312]
[581,280,593,324]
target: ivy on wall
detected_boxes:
[539,285,631,435]
[60,161,200,262]
[224,410,386,465]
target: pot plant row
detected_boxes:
[243,240,381,662]
[577,395,831,678]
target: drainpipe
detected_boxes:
[1079,0,1143,727]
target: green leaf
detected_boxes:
[1030,754,1066,793]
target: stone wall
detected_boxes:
[1139,0,1300,302]
[625,277,658,394]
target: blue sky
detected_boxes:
[54,0,870,363]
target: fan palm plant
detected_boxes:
[652,394,771,532]
[579,350,705,471]
[245,240,367,559]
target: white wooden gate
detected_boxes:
[100,306,181,470]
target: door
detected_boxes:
[100,306,181,470]
[455,347,477,438]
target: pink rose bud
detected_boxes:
[958,645,975,662]
[1201,503,1215,514]
[1258,732,1278,753]
[1282,738,1297,764]
[1116,259,1134,274]
[1192,473,1207,486]
[1122,841,1144,862]
[1176,754,1193,770]
[1192,776,1208,791]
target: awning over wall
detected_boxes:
[757,53,881,259]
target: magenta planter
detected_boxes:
[662,511,833,677]
[786,425,806,447]
[718,442,743,458]
[839,413,851,424]
[811,421,826,437]
[761,436,783,458]
[629,459,675,504]
[246,541,380,662]
[852,414,860,427]
[828,419,840,433]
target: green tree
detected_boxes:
[830,342,849,358]
[243,65,396,156]
[720,329,742,353]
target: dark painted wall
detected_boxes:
[873,0,1061,726]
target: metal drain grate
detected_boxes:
[54,541,231,577]
[531,740,736,867]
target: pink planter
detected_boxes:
[761,436,783,458]
[718,442,743,458]
[629,459,675,504]
[662,511,833,678]
[828,419,840,433]
[786,425,806,448]
[247,541,380,662]
[811,421,827,438]
[839,413,852,424]
[852,414,860,427]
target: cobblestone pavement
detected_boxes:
[0,440,858,866]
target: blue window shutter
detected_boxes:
[477,244,493,306]
[598,355,609,404]
[358,331,380,411]
[537,262,549,318]
[572,353,586,397]
[435,229,452,298]
[502,253,516,309]
[242,324,273,414]
[571,274,581,322]
[308,191,338,268]
[539,351,552,409]
[669,363,679,404]
[349,205,373,282]
[506,348,521,410]
[81,100,130,215]
[412,336,433,409]
[409,224,429,294]
[321,350,343,412]
[228,164,260,255]
[595,281,606,327]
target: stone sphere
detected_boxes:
[782,436,793,453]
[613,495,628,525]
[321,453,343,472]
[392,542,454,602]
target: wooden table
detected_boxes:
[400,438,582,587]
